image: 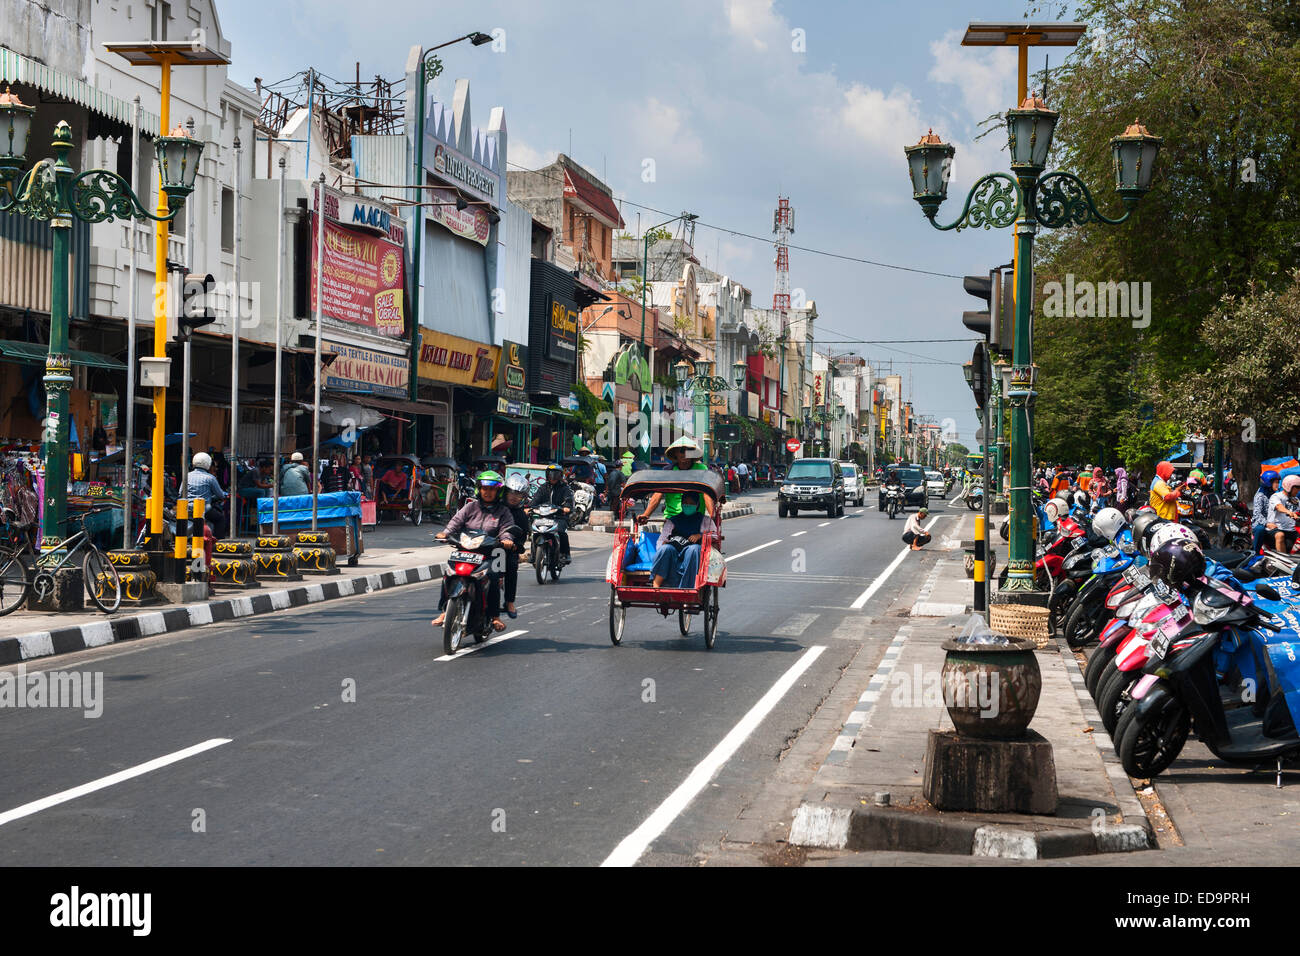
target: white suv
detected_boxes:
[840,462,864,506]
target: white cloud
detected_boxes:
[725,0,781,51]
[837,83,925,159]
[508,138,557,171]
[927,29,1017,123]
[642,97,705,167]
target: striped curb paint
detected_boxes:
[820,626,911,767]
[0,563,444,667]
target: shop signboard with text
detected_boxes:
[426,185,492,246]
[310,212,406,339]
[546,296,578,360]
[324,343,409,398]
[418,330,500,388]
[498,340,529,403]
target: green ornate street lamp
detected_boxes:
[0,91,200,552]
[905,94,1161,590]
[673,357,742,407]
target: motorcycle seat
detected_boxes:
[1205,548,1249,568]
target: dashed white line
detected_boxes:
[601,644,827,867]
[0,738,232,828]
[725,539,782,562]
[435,629,528,661]
[818,521,831,527]
[791,531,807,537]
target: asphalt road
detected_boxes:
[0,490,956,866]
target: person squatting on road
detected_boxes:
[431,471,519,633]
[650,491,716,588]
[902,507,931,550]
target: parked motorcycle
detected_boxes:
[1116,579,1300,783]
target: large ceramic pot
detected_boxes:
[940,637,1042,738]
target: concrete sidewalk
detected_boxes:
[0,523,610,666]
[788,512,1153,859]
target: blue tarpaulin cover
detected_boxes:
[257,492,362,528]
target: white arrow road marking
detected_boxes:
[0,738,232,828]
[435,629,528,662]
[725,539,781,562]
[601,645,826,867]
[849,515,948,611]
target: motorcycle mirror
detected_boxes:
[1257,583,1281,602]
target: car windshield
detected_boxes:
[897,467,926,483]
[842,465,857,477]
[927,471,941,480]
[787,461,832,481]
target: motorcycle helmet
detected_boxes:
[1148,522,1198,553]
[1072,489,1091,512]
[505,473,529,494]
[1092,507,1126,543]
[1149,539,1205,590]
[1284,475,1300,495]
[192,452,212,471]
[1043,499,1062,524]
[477,470,504,490]
[1261,469,1281,490]
[1129,512,1166,555]
[545,463,562,479]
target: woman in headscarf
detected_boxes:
[1149,461,1184,521]
[1113,467,1128,511]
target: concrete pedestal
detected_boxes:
[156,581,209,604]
[31,567,84,612]
[922,728,1058,814]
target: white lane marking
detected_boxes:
[0,738,232,828]
[601,645,827,867]
[849,515,945,611]
[855,509,865,515]
[435,629,528,661]
[838,515,847,520]
[791,531,807,537]
[817,521,831,527]
[725,539,781,562]
[772,612,820,637]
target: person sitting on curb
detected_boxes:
[902,507,931,551]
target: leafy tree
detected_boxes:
[1162,275,1300,496]
[1114,418,1184,477]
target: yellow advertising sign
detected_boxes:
[417,330,500,388]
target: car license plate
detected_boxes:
[450,551,484,564]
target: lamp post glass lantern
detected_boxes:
[904,85,1159,591]
[0,104,197,552]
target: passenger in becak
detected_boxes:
[650,491,716,588]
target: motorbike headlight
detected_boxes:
[1192,593,1233,626]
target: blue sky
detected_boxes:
[220,0,1079,448]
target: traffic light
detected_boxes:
[962,275,992,338]
[715,423,740,444]
[994,269,1014,358]
[179,273,216,340]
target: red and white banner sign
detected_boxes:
[310,214,406,337]
[427,186,492,246]
[786,439,802,454]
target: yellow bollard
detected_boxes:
[191,498,206,569]
[974,514,986,613]
[174,498,189,560]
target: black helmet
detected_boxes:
[1129,511,1166,556]
[1149,539,1205,590]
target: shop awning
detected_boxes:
[0,50,161,135]
[328,392,433,418]
[0,340,126,370]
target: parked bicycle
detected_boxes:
[0,507,122,615]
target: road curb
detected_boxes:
[789,801,1151,858]
[0,563,445,666]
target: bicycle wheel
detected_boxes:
[84,548,122,613]
[0,549,30,615]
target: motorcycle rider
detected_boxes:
[431,471,519,632]
[1149,460,1184,520]
[1253,469,1281,553]
[187,451,229,538]
[529,464,573,564]
[501,473,530,619]
[1268,474,1300,553]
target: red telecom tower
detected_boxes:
[772,196,795,311]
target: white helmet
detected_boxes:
[192,452,212,471]
[1043,499,1062,524]
[1092,507,1126,543]
[505,473,529,494]
[1148,523,1198,554]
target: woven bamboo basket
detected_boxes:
[990,603,1051,649]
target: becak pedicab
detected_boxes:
[606,469,727,649]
